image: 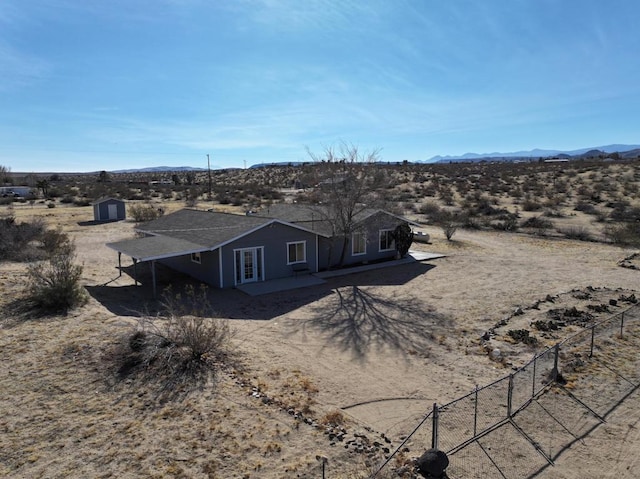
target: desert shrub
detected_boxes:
[392,222,413,257]
[128,203,164,223]
[46,187,61,198]
[543,209,565,218]
[73,198,91,207]
[610,205,640,223]
[521,215,552,229]
[438,186,455,206]
[319,410,346,426]
[127,193,147,201]
[557,226,593,242]
[460,214,483,230]
[507,329,538,346]
[574,202,597,215]
[25,241,85,313]
[521,199,542,211]
[419,201,442,217]
[532,320,560,332]
[40,227,70,255]
[603,222,640,246]
[114,285,235,395]
[439,213,459,241]
[521,215,553,235]
[491,212,519,232]
[0,215,47,261]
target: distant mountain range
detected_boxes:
[110,166,207,174]
[102,144,639,173]
[428,144,640,163]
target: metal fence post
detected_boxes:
[589,325,595,358]
[431,403,439,450]
[507,374,513,418]
[532,356,537,399]
[620,311,625,338]
[473,385,479,436]
[552,343,560,383]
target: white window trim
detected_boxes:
[287,240,306,264]
[351,232,366,256]
[379,229,395,252]
[191,252,201,264]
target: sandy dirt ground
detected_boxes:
[1,202,639,478]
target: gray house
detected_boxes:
[106,205,416,293]
[93,197,126,221]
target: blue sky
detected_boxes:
[1,0,639,172]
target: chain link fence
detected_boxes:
[370,302,640,478]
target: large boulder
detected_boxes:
[416,448,449,478]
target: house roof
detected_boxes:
[107,235,206,262]
[137,209,276,247]
[253,203,420,234]
[107,206,420,263]
[107,208,327,262]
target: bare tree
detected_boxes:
[97,170,110,183]
[36,179,50,197]
[306,143,382,267]
[0,165,10,185]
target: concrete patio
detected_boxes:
[236,250,445,296]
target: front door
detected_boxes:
[107,204,118,220]
[235,247,263,285]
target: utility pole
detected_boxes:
[207,154,212,201]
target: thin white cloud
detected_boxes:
[0,43,51,91]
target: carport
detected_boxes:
[107,235,206,298]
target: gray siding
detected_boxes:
[159,250,220,287]
[220,222,318,287]
[318,211,404,269]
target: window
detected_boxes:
[379,229,395,251]
[287,241,306,264]
[191,252,201,264]
[351,232,366,255]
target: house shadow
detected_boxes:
[86,260,437,323]
[85,261,333,320]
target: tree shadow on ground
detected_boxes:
[283,274,450,361]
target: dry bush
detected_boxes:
[25,240,86,314]
[603,222,640,246]
[40,226,69,255]
[0,214,47,261]
[557,226,593,242]
[520,215,553,235]
[128,203,165,223]
[419,200,442,217]
[319,409,346,426]
[433,211,460,240]
[113,285,236,397]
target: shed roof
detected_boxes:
[92,196,125,205]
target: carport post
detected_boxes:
[118,252,122,277]
[151,260,157,299]
[133,258,138,286]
